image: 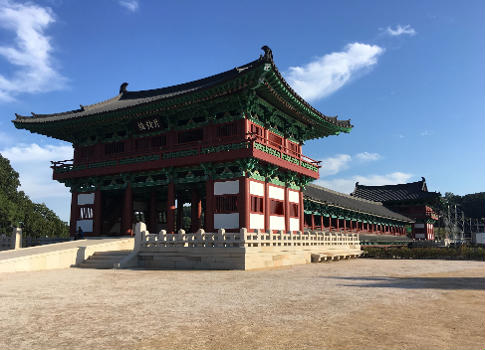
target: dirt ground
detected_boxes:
[0,259,483,350]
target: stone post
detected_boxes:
[12,227,22,250]
[134,222,147,250]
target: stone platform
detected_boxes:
[118,224,362,270]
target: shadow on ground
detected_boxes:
[328,276,485,290]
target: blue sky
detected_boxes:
[0,0,483,221]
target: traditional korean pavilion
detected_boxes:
[13,46,413,238]
[351,178,440,240]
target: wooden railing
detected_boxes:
[51,134,321,174]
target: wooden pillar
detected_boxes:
[121,183,133,236]
[328,217,332,231]
[311,214,315,231]
[284,187,290,233]
[239,177,250,230]
[70,191,78,237]
[264,182,270,232]
[149,190,157,233]
[167,182,175,233]
[205,179,214,232]
[343,218,347,231]
[298,191,304,232]
[336,217,340,231]
[176,195,183,231]
[93,189,102,235]
[320,215,324,230]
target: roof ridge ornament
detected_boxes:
[119,82,129,94]
[260,45,273,62]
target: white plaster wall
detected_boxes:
[214,213,239,229]
[288,190,299,204]
[76,219,93,232]
[290,218,299,232]
[270,216,285,231]
[268,185,284,200]
[249,180,264,196]
[250,213,265,230]
[214,180,239,195]
[78,193,95,205]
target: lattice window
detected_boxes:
[178,129,203,143]
[79,207,93,219]
[250,124,263,138]
[135,137,150,151]
[270,199,284,215]
[104,141,125,155]
[250,196,263,213]
[268,132,283,147]
[151,135,166,148]
[217,122,238,137]
[287,141,299,154]
[215,195,238,213]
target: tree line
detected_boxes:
[0,153,69,237]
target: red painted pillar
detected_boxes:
[336,218,340,231]
[328,217,332,231]
[122,183,133,236]
[70,191,78,237]
[343,219,347,231]
[320,215,324,230]
[311,214,315,231]
[205,179,214,232]
[265,182,271,232]
[93,189,102,235]
[299,191,304,232]
[284,187,290,232]
[239,177,250,230]
[149,190,157,233]
[167,182,175,233]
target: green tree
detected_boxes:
[0,153,69,237]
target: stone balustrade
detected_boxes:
[139,227,360,250]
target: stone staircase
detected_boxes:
[78,250,132,269]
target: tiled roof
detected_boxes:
[350,177,440,203]
[13,46,352,130]
[304,184,413,223]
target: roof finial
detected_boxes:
[261,45,273,62]
[119,82,128,94]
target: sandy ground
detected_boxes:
[0,259,483,350]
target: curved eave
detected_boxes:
[261,61,353,138]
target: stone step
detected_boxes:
[78,250,131,269]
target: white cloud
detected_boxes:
[0,0,66,102]
[319,152,381,177]
[316,172,414,194]
[385,25,416,37]
[319,154,352,177]
[355,152,381,162]
[286,42,384,101]
[1,143,72,219]
[420,130,433,136]
[118,0,139,12]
